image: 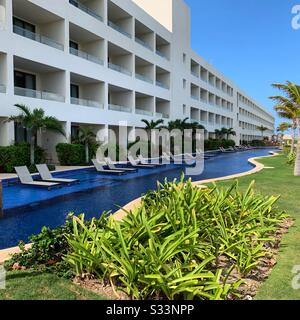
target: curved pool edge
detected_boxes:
[113,151,280,221]
[0,151,280,263]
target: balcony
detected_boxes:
[13,1,65,51]
[109,63,132,76]
[156,97,170,119]
[69,0,104,22]
[191,59,200,78]
[135,92,154,117]
[108,0,133,39]
[108,42,133,76]
[156,66,170,90]
[135,19,154,51]
[136,109,153,117]
[70,47,104,65]
[135,73,153,84]
[14,56,66,103]
[70,73,105,109]
[71,97,104,109]
[15,87,65,102]
[108,104,131,113]
[13,25,64,51]
[156,34,170,61]
[108,85,133,114]
[135,56,154,84]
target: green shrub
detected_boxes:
[56,143,86,166]
[250,140,266,147]
[204,139,235,151]
[287,152,296,165]
[0,142,45,173]
[64,178,286,300]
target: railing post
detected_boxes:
[0,180,3,218]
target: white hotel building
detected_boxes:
[0,0,275,161]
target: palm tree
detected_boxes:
[277,122,292,134]
[225,128,236,140]
[7,104,65,165]
[214,127,228,139]
[271,103,298,153]
[141,119,164,131]
[77,127,96,164]
[270,81,300,176]
[257,125,268,139]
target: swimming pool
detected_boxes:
[0,149,276,249]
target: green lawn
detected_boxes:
[0,271,105,300]
[214,154,300,300]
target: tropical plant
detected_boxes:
[215,128,236,140]
[225,128,237,140]
[64,177,287,300]
[257,125,268,139]
[77,127,97,164]
[141,119,164,131]
[7,104,65,165]
[270,81,300,176]
[277,122,292,135]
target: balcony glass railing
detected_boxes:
[108,20,132,39]
[191,71,199,78]
[156,112,169,119]
[135,108,153,117]
[69,47,104,65]
[13,25,64,51]
[15,87,65,102]
[135,73,153,84]
[0,84,6,93]
[200,76,208,83]
[108,63,132,76]
[156,80,169,90]
[71,97,104,109]
[69,0,103,22]
[156,49,169,60]
[191,95,199,101]
[135,37,153,51]
[108,104,131,113]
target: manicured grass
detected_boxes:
[0,271,105,300]
[214,154,300,300]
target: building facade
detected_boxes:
[0,0,275,161]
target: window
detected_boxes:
[14,71,36,90]
[183,79,186,89]
[71,125,80,141]
[14,123,29,144]
[70,40,79,50]
[70,84,79,98]
[183,53,186,63]
[13,17,35,39]
[183,104,186,115]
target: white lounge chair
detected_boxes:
[128,155,156,168]
[104,158,137,173]
[15,166,61,190]
[138,155,165,167]
[36,164,79,184]
[92,159,126,175]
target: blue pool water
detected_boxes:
[0,149,276,249]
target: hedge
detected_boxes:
[204,139,236,151]
[0,143,45,173]
[56,143,86,166]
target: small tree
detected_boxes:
[77,127,96,164]
[7,104,65,165]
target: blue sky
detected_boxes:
[185,0,300,128]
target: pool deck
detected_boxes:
[0,150,279,263]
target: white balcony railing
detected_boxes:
[13,25,64,51]
[108,20,132,39]
[108,104,131,113]
[156,80,169,90]
[135,108,153,117]
[69,0,103,22]
[14,87,65,102]
[135,37,153,51]
[108,63,132,76]
[69,47,104,65]
[191,95,199,101]
[191,71,199,78]
[0,84,6,93]
[71,97,104,109]
[135,73,153,84]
